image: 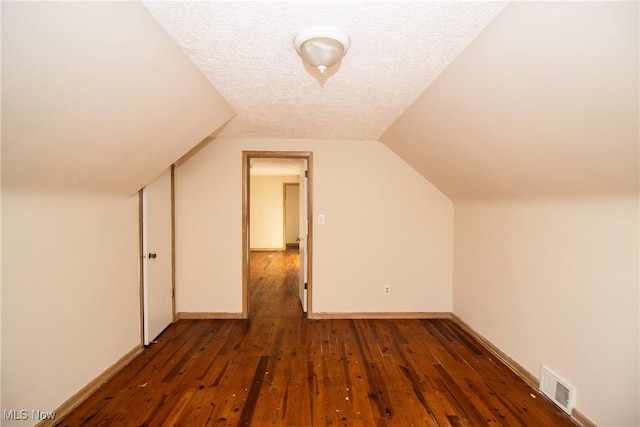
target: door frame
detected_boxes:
[242,151,313,318]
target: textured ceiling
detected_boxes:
[142,1,507,140]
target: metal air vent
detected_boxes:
[540,365,576,414]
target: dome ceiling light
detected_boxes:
[294,26,350,74]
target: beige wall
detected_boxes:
[249,175,298,250]
[175,137,453,315]
[378,1,638,424]
[1,189,140,426]
[454,196,639,426]
[2,3,235,419]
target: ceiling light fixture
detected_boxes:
[294,26,350,74]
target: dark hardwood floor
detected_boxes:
[59,250,577,426]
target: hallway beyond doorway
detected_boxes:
[249,249,301,318]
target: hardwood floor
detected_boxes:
[58,250,577,426]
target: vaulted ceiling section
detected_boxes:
[381,1,639,200]
[2,1,234,195]
[2,1,638,200]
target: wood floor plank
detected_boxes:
[58,250,578,427]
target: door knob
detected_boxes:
[148,253,157,259]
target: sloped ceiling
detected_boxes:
[380,1,639,200]
[142,1,507,140]
[1,1,235,195]
[3,1,636,201]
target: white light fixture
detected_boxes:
[294,26,350,74]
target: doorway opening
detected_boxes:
[284,183,300,250]
[242,151,313,319]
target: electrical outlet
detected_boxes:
[384,285,391,295]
